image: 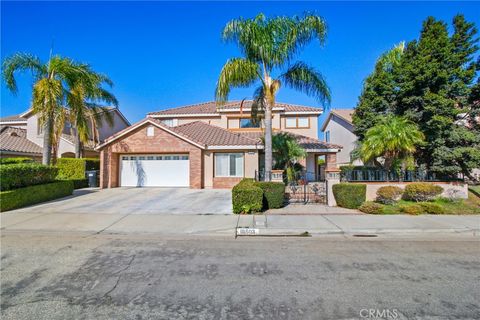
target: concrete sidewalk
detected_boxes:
[1,211,479,236]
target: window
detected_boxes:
[285,117,309,128]
[325,131,330,143]
[161,119,178,127]
[130,156,137,160]
[239,118,260,128]
[172,155,180,160]
[147,156,154,160]
[122,156,128,160]
[164,156,172,160]
[146,126,154,136]
[215,153,244,177]
[181,155,189,160]
[156,156,163,160]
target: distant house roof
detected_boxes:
[0,126,42,155]
[147,101,323,117]
[320,109,354,131]
[0,114,27,124]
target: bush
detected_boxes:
[0,163,58,191]
[56,158,100,180]
[376,186,403,204]
[232,180,263,214]
[71,179,89,189]
[0,180,74,212]
[0,157,34,165]
[403,183,443,202]
[399,204,423,215]
[254,181,285,209]
[419,202,445,214]
[359,201,384,214]
[332,183,366,209]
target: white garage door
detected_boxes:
[120,154,189,187]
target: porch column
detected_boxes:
[325,152,340,206]
[325,153,337,171]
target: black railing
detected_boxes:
[255,170,325,183]
[341,169,462,182]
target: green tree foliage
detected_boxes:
[215,13,330,180]
[353,15,480,180]
[271,132,307,170]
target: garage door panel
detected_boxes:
[120,155,189,187]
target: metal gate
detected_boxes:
[286,181,327,204]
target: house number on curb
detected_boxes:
[237,228,259,236]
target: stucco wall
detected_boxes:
[281,115,318,139]
[323,114,359,165]
[96,110,130,141]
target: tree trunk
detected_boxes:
[264,104,273,181]
[42,117,53,165]
[74,129,83,158]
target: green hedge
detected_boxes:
[232,179,263,214]
[0,163,58,191]
[71,179,89,189]
[403,183,443,202]
[255,181,285,209]
[56,158,99,180]
[0,180,74,212]
[0,157,34,165]
[332,183,366,209]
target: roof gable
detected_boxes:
[320,109,354,131]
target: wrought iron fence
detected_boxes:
[255,170,325,183]
[341,168,461,182]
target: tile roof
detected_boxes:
[234,131,342,151]
[0,126,42,155]
[0,114,27,123]
[165,120,261,147]
[148,101,323,116]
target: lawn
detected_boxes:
[469,185,480,196]
[372,191,480,215]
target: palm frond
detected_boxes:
[215,58,260,103]
[2,53,45,94]
[280,62,331,105]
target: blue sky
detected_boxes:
[2,1,479,132]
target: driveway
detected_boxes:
[10,188,233,215]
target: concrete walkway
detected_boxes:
[1,210,479,237]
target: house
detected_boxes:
[320,109,362,166]
[97,101,342,189]
[0,108,130,160]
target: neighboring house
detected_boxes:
[98,101,342,189]
[321,109,362,166]
[0,108,130,159]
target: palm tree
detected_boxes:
[2,53,85,165]
[360,116,425,174]
[67,69,118,158]
[271,132,307,182]
[215,13,331,181]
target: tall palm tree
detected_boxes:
[215,13,331,180]
[67,69,118,158]
[2,53,85,165]
[360,116,425,173]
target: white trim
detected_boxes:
[304,148,341,153]
[207,145,262,150]
[218,107,284,112]
[0,121,27,125]
[283,111,322,115]
[96,118,205,150]
[148,114,220,118]
[109,108,131,126]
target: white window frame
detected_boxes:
[214,153,244,177]
[161,119,178,127]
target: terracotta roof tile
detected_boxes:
[0,126,42,155]
[148,101,323,116]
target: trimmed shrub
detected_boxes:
[359,201,384,214]
[403,183,443,202]
[332,183,366,209]
[399,204,423,215]
[71,179,89,189]
[0,163,58,191]
[419,202,445,214]
[0,180,74,212]
[376,186,404,204]
[56,158,100,180]
[232,181,263,214]
[255,181,285,209]
[0,157,34,165]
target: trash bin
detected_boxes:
[86,170,99,188]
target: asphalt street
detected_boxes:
[1,232,479,319]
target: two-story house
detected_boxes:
[0,108,130,160]
[97,101,342,189]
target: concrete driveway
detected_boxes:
[10,187,233,215]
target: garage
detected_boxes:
[120,154,189,187]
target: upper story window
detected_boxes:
[239,118,260,128]
[146,126,154,136]
[285,117,309,129]
[161,119,178,127]
[325,131,330,142]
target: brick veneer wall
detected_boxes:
[99,124,203,188]
[212,177,243,189]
